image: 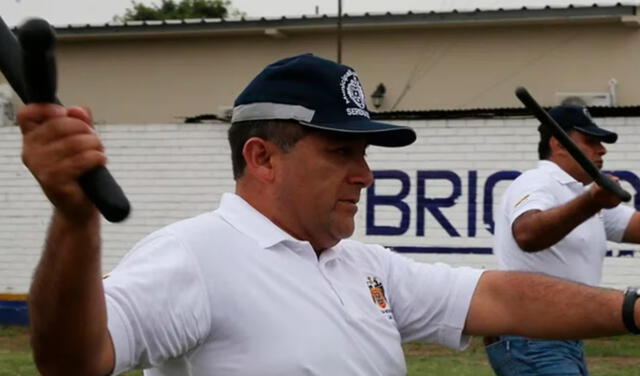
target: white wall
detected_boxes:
[0,85,15,128]
[0,122,235,294]
[1,116,638,294]
[352,116,640,289]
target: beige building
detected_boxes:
[1,3,640,123]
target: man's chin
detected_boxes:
[335,222,356,240]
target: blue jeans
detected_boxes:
[485,336,589,376]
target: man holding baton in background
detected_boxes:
[486,104,640,376]
[17,54,640,375]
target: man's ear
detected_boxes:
[549,136,566,155]
[242,137,278,182]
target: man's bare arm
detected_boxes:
[19,104,114,375]
[29,211,114,376]
[622,212,640,244]
[513,182,621,252]
[464,271,633,339]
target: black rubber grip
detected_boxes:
[18,18,130,222]
[0,17,28,103]
[515,87,631,202]
[18,19,58,104]
[78,168,131,223]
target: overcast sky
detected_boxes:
[2,0,634,27]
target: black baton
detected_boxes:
[515,87,631,202]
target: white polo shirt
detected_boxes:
[105,193,483,375]
[494,160,634,286]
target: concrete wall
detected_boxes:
[1,115,639,296]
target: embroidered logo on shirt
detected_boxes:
[367,276,395,321]
[367,276,388,309]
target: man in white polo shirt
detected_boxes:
[18,55,640,376]
[486,105,640,376]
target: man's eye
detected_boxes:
[331,146,367,157]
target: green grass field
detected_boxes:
[2,326,640,375]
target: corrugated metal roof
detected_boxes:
[22,3,637,39]
[184,106,640,123]
[371,105,640,120]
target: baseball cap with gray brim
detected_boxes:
[545,105,618,143]
[232,54,416,147]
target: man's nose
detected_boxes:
[350,157,374,188]
[599,143,607,156]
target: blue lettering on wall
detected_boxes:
[416,170,461,237]
[366,169,639,258]
[483,171,521,235]
[468,171,477,237]
[366,170,411,235]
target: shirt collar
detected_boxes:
[215,192,305,249]
[537,160,580,186]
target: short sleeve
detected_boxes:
[383,250,484,350]
[505,174,556,226]
[602,204,635,242]
[104,232,211,375]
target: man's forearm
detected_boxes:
[513,192,601,252]
[465,271,636,339]
[29,210,112,375]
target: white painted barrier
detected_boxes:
[1,115,638,294]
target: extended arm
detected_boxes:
[19,104,114,376]
[464,270,635,339]
[513,182,621,252]
[622,212,640,244]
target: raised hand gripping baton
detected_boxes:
[0,17,130,222]
[515,86,631,202]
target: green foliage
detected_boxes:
[114,0,244,22]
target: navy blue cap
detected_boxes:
[232,54,416,147]
[547,105,617,143]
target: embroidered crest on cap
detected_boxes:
[583,107,593,120]
[340,70,370,118]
